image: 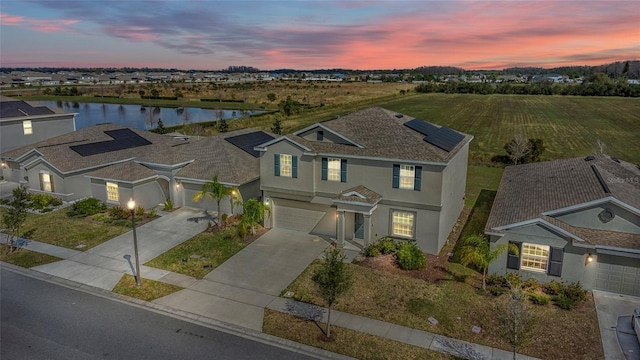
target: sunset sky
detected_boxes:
[1,1,638,70]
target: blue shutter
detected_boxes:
[548,247,564,277]
[321,157,328,180]
[274,154,280,176]
[414,166,422,191]
[392,164,400,188]
[340,159,347,183]
[292,156,298,178]
[507,241,521,270]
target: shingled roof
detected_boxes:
[486,155,640,249]
[287,107,472,163]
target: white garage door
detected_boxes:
[595,254,640,296]
[273,199,331,233]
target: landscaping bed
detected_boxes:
[112,274,183,302]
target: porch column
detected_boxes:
[337,210,345,248]
[363,213,372,246]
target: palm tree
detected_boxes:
[238,198,270,238]
[458,234,519,290]
[192,176,230,227]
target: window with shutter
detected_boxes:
[507,241,521,270]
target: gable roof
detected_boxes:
[260,107,472,164]
[486,155,640,249]
[85,160,157,183]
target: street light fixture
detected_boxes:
[127,198,142,286]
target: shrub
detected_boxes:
[487,274,509,288]
[565,282,587,302]
[362,242,381,257]
[363,237,399,257]
[396,242,427,270]
[136,206,145,217]
[542,280,564,296]
[521,277,540,292]
[66,198,107,217]
[506,272,522,288]
[163,199,174,211]
[108,206,130,220]
[92,214,113,223]
[553,294,576,310]
[528,292,550,305]
[147,208,157,218]
[29,193,63,210]
[488,286,508,296]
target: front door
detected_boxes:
[354,213,364,239]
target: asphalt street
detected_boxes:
[0,269,317,360]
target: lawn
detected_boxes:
[464,164,503,207]
[145,226,260,279]
[282,260,603,360]
[263,310,455,360]
[112,274,183,302]
[0,244,62,267]
[0,208,132,250]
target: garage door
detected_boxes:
[595,254,640,296]
[273,199,334,233]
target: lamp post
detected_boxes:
[127,198,142,286]
[230,190,236,215]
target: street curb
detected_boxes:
[1,262,355,360]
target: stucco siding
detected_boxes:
[0,114,76,153]
[554,203,640,234]
[438,142,468,251]
[259,141,315,194]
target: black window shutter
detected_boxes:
[547,247,564,277]
[507,241,521,270]
[321,157,328,180]
[414,166,422,191]
[392,164,400,188]
[292,156,298,178]
[274,154,280,176]
[340,159,347,183]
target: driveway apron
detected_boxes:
[593,290,640,360]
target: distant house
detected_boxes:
[0,96,77,154]
[1,124,273,213]
[255,107,472,254]
[486,155,640,295]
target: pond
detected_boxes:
[33,100,264,131]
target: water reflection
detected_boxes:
[34,101,264,131]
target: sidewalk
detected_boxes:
[2,217,539,360]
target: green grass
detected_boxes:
[112,274,183,301]
[464,164,504,207]
[0,244,62,267]
[0,208,132,250]
[145,227,250,279]
[263,310,455,360]
[381,93,640,164]
[283,261,603,360]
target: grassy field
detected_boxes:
[381,93,640,164]
[283,261,603,360]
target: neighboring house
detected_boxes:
[486,155,640,295]
[255,107,472,254]
[0,96,77,154]
[0,123,273,213]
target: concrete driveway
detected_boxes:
[593,290,640,360]
[153,228,330,330]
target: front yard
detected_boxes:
[279,257,603,360]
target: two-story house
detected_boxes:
[486,155,640,295]
[0,96,77,154]
[255,107,472,254]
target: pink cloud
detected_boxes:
[0,13,25,25]
[0,12,78,33]
[105,25,158,41]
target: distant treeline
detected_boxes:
[415,77,640,97]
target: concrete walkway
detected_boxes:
[2,214,541,360]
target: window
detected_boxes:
[274,154,297,178]
[392,211,414,238]
[393,164,422,190]
[520,243,549,272]
[23,120,32,135]
[327,158,341,181]
[106,182,119,202]
[317,130,324,141]
[40,172,53,192]
[399,165,415,189]
[280,154,292,177]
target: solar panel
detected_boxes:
[0,100,55,118]
[224,131,275,158]
[70,128,151,156]
[424,126,465,152]
[404,119,464,152]
[403,118,439,137]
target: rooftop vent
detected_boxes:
[584,155,595,161]
[395,114,404,118]
[611,157,620,163]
